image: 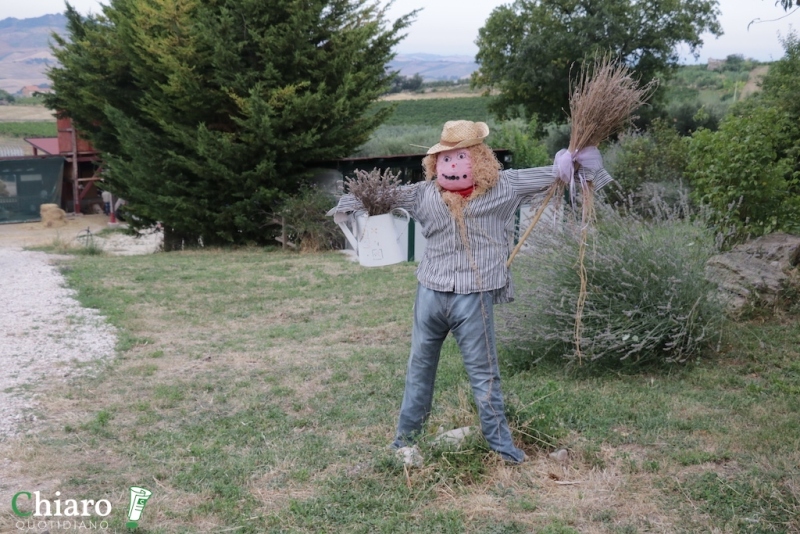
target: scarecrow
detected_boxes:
[330,119,613,465]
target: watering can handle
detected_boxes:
[391,208,410,224]
[391,208,411,244]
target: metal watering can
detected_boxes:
[337,208,410,267]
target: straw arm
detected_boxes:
[506,182,559,268]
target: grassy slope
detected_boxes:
[1,250,796,533]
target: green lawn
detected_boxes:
[2,249,798,533]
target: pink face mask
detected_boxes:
[436,148,474,191]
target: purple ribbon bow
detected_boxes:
[553,146,603,205]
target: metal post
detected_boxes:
[70,125,80,214]
[407,218,415,262]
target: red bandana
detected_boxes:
[453,185,474,199]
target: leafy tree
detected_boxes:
[723,54,746,71]
[686,32,800,240]
[471,0,722,125]
[388,73,423,93]
[487,118,549,169]
[45,0,414,248]
[0,89,15,103]
[759,32,800,120]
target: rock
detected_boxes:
[395,446,423,468]
[432,426,473,446]
[706,233,800,313]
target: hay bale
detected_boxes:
[40,203,67,228]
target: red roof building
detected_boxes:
[22,117,102,214]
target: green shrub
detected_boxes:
[761,32,800,120]
[10,95,48,106]
[665,84,700,104]
[687,104,799,241]
[686,31,800,243]
[603,118,689,205]
[351,124,439,157]
[499,203,726,368]
[666,102,723,135]
[277,186,342,252]
[544,123,571,158]
[487,118,550,169]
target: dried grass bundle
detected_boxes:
[40,203,67,228]
[508,55,656,362]
[346,167,403,216]
[568,56,657,153]
[569,56,656,361]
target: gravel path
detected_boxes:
[0,248,117,437]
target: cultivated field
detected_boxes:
[0,105,56,122]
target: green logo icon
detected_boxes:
[126,486,152,529]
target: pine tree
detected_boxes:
[45,0,415,248]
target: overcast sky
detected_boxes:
[3,0,797,63]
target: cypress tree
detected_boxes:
[45,0,415,248]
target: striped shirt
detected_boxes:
[333,165,613,303]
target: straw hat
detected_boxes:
[427,120,490,155]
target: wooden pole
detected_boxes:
[70,124,80,214]
[506,183,559,268]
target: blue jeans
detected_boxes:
[392,284,525,463]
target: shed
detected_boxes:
[23,116,103,214]
[0,156,65,224]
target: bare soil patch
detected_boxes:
[0,213,163,254]
[0,213,111,248]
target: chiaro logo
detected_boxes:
[11,486,152,530]
[12,491,112,518]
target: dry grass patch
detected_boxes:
[429,445,683,533]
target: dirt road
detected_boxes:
[741,65,768,98]
[0,213,111,248]
[0,213,163,254]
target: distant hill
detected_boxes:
[0,14,67,94]
[0,13,477,94]
[388,53,479,81]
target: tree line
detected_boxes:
[46,0,416,249]
[44,0,796,248]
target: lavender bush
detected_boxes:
[499,200,726,367]
[346,167,403,216]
